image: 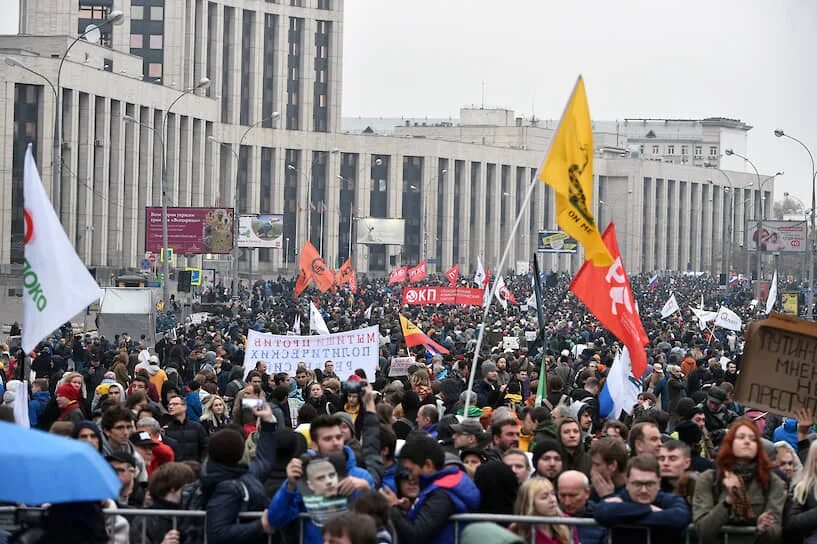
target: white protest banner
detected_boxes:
[503,336,520,351]
[714,306,743,331]
[244,326,379,380]
[189,312,210,325]
[661,294,680,319]
[388,356,415,377]
[524,331,537,342]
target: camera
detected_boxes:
[241,398,265,410]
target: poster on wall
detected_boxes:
[238,214,284,248]
[145,207,234,254]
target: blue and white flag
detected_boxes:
[599,346,641,420]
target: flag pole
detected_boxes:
[463,77,583,416]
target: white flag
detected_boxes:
[690,306,717,330]
[23,145,102,354]
[599,346,641,420]
[292,314,301,335]
[473,256,486,286]
[14,381,30,428]
[309,301,330,336]
[494,276,508,310]
[714,306,743,331]
[363,304,373,320]
[766,271,778,314]
[661,294,680,319]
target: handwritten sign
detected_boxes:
[735,314,817,419]
[503,337,520,351]
[388,356,415,377]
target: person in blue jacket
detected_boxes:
[267,411,379,544]
[593,453,692,544]
[380,432,480,544]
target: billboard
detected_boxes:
[537,230,578,253]
[357,218,405,245]
[238,214,284,248]
[745,220,806,253]
[146,207,234,254]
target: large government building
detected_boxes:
[2,0,772,299]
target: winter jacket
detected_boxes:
[267,444,376,544]
[185,389,203,422]
[28,390,51,428]
[472,379,498,408]
[593,489,691,544]
[773,419,799,452]
[563,445,592,476]
[391,466,481,544]
[128,498,182,544]
[569,502,607,544]
[202,420,278,544]
[528,418,558,453]
[693,468,786,544]
[784,482,817,544]
[163,417,208,462]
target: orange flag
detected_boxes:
[299,241,335,293]
[294,270,310,298]
[335,258,354,287]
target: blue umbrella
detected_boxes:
[0,421,121,504]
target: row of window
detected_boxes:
[130,34,163,49]
[131,5,164,21]
[643,144,719,157]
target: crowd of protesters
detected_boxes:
[0,270,816,544]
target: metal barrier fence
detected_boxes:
[0,506,758,544]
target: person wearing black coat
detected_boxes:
[163,394,208,462]
[202,404,278,544]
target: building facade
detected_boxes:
[2,0,773,297]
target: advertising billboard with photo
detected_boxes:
[145,207,234,254]
[238,214,284,248]
[745,220,807,253]
[537,230,578,253]
[356,218,405,245]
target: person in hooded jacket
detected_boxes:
[56,382,85,426]
[135,355,168,395]
[380,432,480,544]
[203,403,278,544]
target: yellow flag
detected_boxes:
[539,76,613,266]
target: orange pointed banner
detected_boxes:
[399,314,449,355]
[335,258,354,287]
[297,241,335,294]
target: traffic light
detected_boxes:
[177,270,192,293]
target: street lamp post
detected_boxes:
[209,111,279,297]
[125,76,210,308]
[775,129,817,318]
[784,191,810,283]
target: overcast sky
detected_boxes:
[2,0,816,205]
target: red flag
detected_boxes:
[445,263,460,286]
[335,258,354,287]
[294,270,309,298]
[569,223,649,378]
[483,266,491,289]
[388,266,408,285]
[407,259,428,283]
[299,241,334,293]
[349,273,358,294]
[498,277,517,304]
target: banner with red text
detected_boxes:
[243,326,379,380]
[402,286,486,306]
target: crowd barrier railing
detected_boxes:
[0,506,759,544]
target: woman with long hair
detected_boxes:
[693,417,786,544]
[774,440,803,489]
[784,441,817,543]
[512,477,576,544]
[200,394,232,435]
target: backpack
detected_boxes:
[179,478,250,543]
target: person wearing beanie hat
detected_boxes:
[56,382,84,426]
[673,420,714,473]
[473,361,500,408]
[73,420,104,453]
[201,402,278,543]
[531,439,564,483]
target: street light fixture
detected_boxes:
[725,148,770,300]
[207,110,279,295]
[124,76,211,308]
[775,128,817,318]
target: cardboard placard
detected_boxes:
[503,336,520,351]
[735,313,817,419]
[388,356,415,377]
[525,331,538,342]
